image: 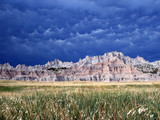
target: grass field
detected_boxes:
[0,80,160,120]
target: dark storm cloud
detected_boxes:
[0,0,160,66]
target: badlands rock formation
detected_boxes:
[0,52,159,81]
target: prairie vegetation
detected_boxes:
[0,80,160,119]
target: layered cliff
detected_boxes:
[0,52,159,81]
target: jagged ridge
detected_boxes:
[0,51,160,81]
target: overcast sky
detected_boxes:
[0,0,160,66]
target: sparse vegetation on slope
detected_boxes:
[47,67,67,71]
[135,64,159,74]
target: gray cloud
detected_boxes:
[0,0,160,66]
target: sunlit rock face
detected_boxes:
[0,51,159,81]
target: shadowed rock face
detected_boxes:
[0,51,159,81]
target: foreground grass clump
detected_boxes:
[0,80,160,119]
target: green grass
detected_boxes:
[0,86,26,92]
[0,80,160,120]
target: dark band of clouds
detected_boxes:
[0,0,160,66]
